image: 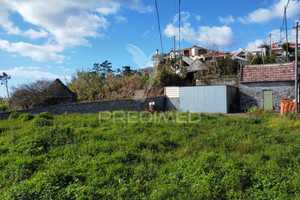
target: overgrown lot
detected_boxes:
[0,112,300,199]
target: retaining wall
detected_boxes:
[196,78,239,87]
[0,96,165,120]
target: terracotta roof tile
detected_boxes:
[241,63,295,83]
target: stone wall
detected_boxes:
[196,78,239,87]
[239,81,295,112]
[0,96,165,120]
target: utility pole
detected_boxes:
[5,79,9,98]
[178,0,181,67]
[269,33,272,63]
[284,0,290,62]
[295,20,299,114]
[174,36,176,52]
[173,36,176,67]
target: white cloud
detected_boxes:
[197,26,234,47]
[245,28,300,51]
[5,66,71,79]
[0,39,65,63]
[1,21,21,35]
[59,66,73,72]
[120,0,153,13]
[238,0,300,24]
[219,15,235,24]
[195,15,202,21]
[0,1,20,34]
[173,11,191,24]
[0,0,152,62]
[27,66,39,70]
[115,15,127,23]
[23,29,49,39]
[164,13,234,47]
[246,39,267,51]
[14,2,109,47]
[164,23,196,42]
[97,3,120,15]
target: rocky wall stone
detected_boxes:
[0,96,165,120]
[239,82,295,112]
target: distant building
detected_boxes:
[43,79,77,105]
[170,45,231,62]
[231,49,248,65]
[272,42,300,56]
[169,45,231,79]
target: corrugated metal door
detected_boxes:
[180,86,228,113]
[263,91,273,111]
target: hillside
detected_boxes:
[67,59,187,102]
[0,112,300,199]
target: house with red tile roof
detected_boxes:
[271,42,300,56]
[169,45,231,77]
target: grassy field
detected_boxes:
[0,112,300,199]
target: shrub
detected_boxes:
[36,112,54,120]
[32,118,53,127]
[9,112,21,119]
[18,113,34,122]
[8,80,51,110]
[247,106,264,114]
[0,98,7,112]
[31,112,54,126]
[0,104,7,112]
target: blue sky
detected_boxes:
[0,0,300,97]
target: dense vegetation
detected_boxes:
[66,56,240,102]
[0,112,300,199]
[0,98,7,112]
[67,59,186,102]
[8,80,52,110]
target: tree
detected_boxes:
[249,54,263,65]
[8,80,51,110]
[93,60,113,79]
[68,69,103,101]
[218,58,239,76]
[122,66,133,76]
[282,43,293,57]
[0,72,11,98]
[263,52,277,64]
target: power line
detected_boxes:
[288,1,299,8]
[178,0,181,50]
[154,0,164,53]
[173,0,177,52]
[284,0,290,61]
[280,12,285,42]
[280,0,297,42]
[278,27,295,42]
[287,27,295,36]
[173,0,177,17]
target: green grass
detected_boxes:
[0,112,300,199]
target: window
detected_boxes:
[184,50,190,56]
[198,49,207,55]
